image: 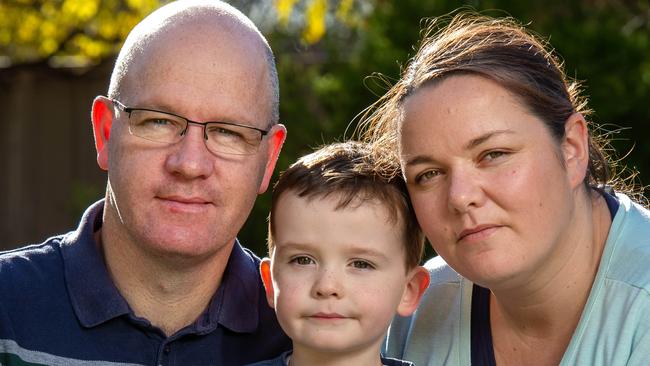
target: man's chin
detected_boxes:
[136,228,229,258]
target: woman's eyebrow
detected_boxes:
[404,129,515,167]
[464,129,514,150]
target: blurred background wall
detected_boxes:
[0,61,109,248]
[1,0,649,257]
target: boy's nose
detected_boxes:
[312,269,342,298]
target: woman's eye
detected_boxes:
[351,260,374,270]
[290,256,314,266]
[482,150,508,162]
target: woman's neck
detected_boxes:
[489,191,612,365]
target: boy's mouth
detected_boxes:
[309,312,347,319]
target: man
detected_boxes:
[0,1,291,365]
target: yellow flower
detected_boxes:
[303,0,327,44]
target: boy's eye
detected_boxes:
[351,260,374,270]
[290,256,315,266]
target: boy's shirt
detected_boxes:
[246,351,416,366]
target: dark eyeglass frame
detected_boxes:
[110,98,270,141]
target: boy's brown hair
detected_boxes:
[268,141,424,269]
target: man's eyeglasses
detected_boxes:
[111,99,269,156]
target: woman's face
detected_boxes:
[400,74,580,290]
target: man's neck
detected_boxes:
[95,227,232,336]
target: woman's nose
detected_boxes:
[447,168,485,214]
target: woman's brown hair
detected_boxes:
[359,11,637,197]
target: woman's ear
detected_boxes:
[91,96,114,171]
[259,258,275,308]
[562,113,590,189]
[396,266,430,317]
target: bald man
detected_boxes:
[0,1,291,364]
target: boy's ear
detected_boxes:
[91,96,114,171]
[396,266,430,317]
[561,113,590,189]
[259,258,275,308]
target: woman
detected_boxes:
[360,13,650,366]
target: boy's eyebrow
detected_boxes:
[275,242,393,261]
[273,241,314,253]
[346,246,390,260]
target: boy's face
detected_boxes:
[261,192,428,356]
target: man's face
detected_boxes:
[100,25,282,261]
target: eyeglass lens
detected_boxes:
[127,109,263,155]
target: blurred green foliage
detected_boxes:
[2,0,649,257]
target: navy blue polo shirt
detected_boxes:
[0,200,290,366]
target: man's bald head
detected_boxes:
[108,0,279,125]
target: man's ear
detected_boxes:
[258,124,287,194]
[396,266,430,317]
[259,258,275,308]
[561,113,590,189]
[91,96,114,171]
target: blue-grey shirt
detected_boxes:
[0,200,291,366]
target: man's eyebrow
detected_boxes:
[133,101,250,125]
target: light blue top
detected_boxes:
[385,193,650,365]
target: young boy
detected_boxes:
[250,141,430,366]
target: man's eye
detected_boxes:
[207,126,244,139]
[141,118,181,129]
[215,127,237,136]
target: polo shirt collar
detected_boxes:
[60,200,262,334]
[61,200,131,327]
[202,241,260,333]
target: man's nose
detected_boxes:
[164,124,214,179]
